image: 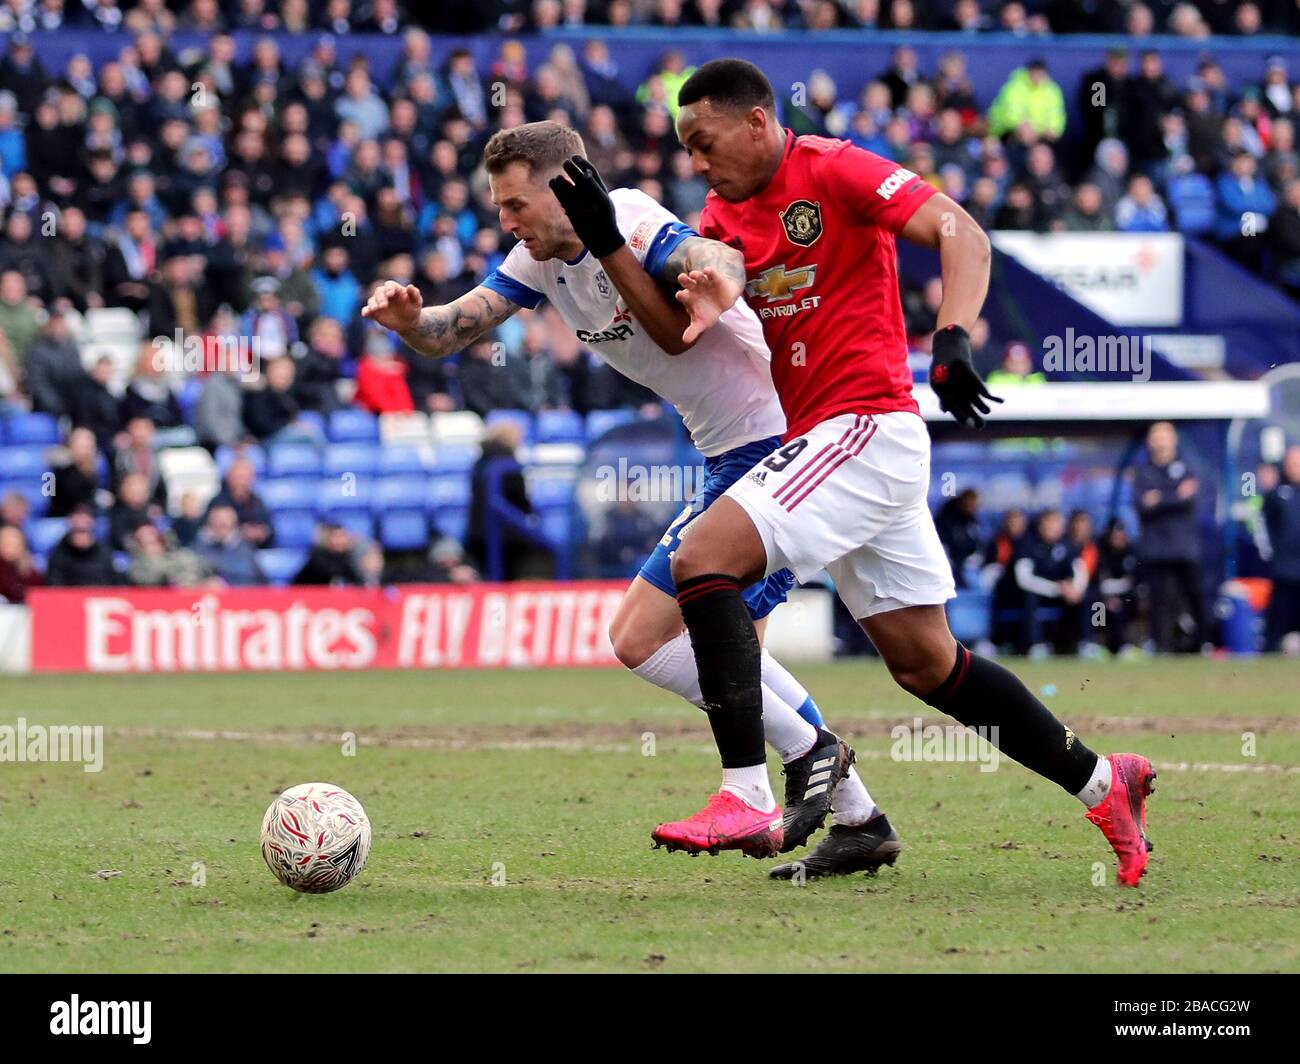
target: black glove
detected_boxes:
[548,156,624,259]
[930,324,1002,428]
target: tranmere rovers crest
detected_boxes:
[780,199,822,247]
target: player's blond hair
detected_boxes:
[483,121,586,180]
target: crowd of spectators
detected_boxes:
[933,422,1300,656]
[0,17,1295,645]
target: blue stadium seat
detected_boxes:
[0,445,51,479]
[427,475,471,510]
[529,478,574,508]
[297,410,326,437]
[3,412,60,446]
[259,547,308,586]
[259,478,319,512]
[324,509,375,542]
[379,509,430,550]
[947,591,992,644]
[432,444,479,474]
[317,475,373,512]
[0,480,51,517]
[215,444,266,478]
[535,409,585,445]
[29,516,68,554]
[538,505,572,546]
[585,409,636,441]
[1167,173,1215,235]
[485,408,534,444]
[327,408,380,443]
[375,475,431,513]
[378,447,433,475]
[323,442,381,477]
[433,505,469,544]
[271,510,317,549]
[266,443,322,478]
[177,377,205,423]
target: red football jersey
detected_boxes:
[699,133,936,440]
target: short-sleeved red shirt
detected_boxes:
[699,132,936,440]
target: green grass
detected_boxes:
[1,658,1297,973]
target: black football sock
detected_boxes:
[675,573,766,769]
[922,643,1099,795]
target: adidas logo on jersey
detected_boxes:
[746,469,768,486]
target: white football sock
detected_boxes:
[761,649,812,715]
[831,766,878,827]
[631,632,817,762]
[1074,754,1113,808]
[721,763,776,812]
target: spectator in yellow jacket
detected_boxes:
[987,60,1066,142]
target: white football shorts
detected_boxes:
[724,410,956,619]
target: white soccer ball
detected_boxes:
[260,783,372,893]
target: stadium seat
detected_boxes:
[157,447,220,516]
[258,478,319,513]
[433,505,469,544]
[535,409,585,445]
[317,475,373,512]
[266,443,323,478]
[3,412,60,446]
[432,443,479,473]
[379,509,431,550]
[378,447,434,475]
[324,509,375,542]
[323,442,382,477]
[379,411,430,448]
[585,409,636,441]
[214,444,267,478]
[528,442,585,467]
[258,547,308,587]
[29,516,68,554]
[427,475,471,510]
[429,410,485,446]
[0,445,51,479]
[270,510,318,550]
[528,477,575,508]
[538,505,572,547]
[176,377,205,424]
[296,410,327,439]
[376,475,431,513]
[485,408,534,444]
[947,591,992,644]
[1167,173,1215,236]
[83,306,142,342]
[327,408,380,443]
[1,479,50,517]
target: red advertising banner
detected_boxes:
[27,582,629,673]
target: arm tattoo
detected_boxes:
[661,236,747,291]
[403,287,520,358]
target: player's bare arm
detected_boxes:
[664,237,748,346]
[599,244,695,355]
[899,194,1002,428]
[899,193,991,332]
[361,281,520,358]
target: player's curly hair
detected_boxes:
[677,59,775,114]
[483,121,586,179]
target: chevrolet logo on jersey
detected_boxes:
[746,264,817,302]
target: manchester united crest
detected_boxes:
[780,200,822,247]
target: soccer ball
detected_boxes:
[260,783,372,893]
